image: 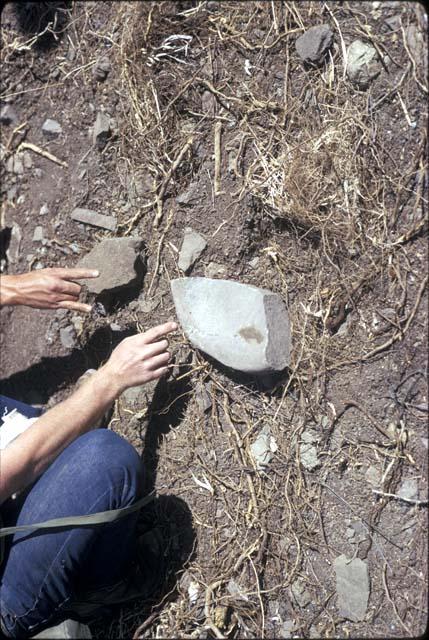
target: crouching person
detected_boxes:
[0,268,177,638]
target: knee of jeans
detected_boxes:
[76,430,144,505]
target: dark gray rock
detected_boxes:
[70,207,117,232]
[334,555,370,622]
[122,379,158,408]
[176,183,200,205]
[195,382,212,413]
[76,237,145,295]
[384,14,401,31]
[295,24,333,64]
[92,56,111,82]
[178,228,207,272]
[93,112,111,149]
[171,277,291,373]
[42,119,62,138]
[291,578,311,607]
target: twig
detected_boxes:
[204,580,226,639]
[382,562,412,635]
[214,122,222,196]
[323,3,347,79]
[362,275,427,360]
[17,141,68,168]
[318,481,403,550]
[153,137,193,228]
[372,490,428,506]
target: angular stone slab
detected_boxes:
[295,24,333,65]
[171,278,291,373]
[178,227,207,272]
[71,207,117,232]
[334,555,370,622]
[76,237,144,295]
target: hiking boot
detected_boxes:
[64,528,165,622]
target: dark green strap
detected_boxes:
[0,491,155,538]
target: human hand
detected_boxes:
[101,321,178,395]
[1,268,99,313]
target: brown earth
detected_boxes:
[0,1,428,638]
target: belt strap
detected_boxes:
[0,491,155,538]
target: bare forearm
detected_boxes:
[0,367,120,503]
[0,275,19,306]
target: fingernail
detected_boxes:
[92,270,99,277]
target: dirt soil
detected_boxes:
[1,1,428,638]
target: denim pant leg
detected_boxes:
[0,394,42,421]
[0,429,144,638]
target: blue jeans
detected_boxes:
[0,395,144,638]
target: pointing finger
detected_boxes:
[59,300,92,314]
[52,268,100,281]
[141,322,178,344]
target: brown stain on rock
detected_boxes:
[239,326,263,344]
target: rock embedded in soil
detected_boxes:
[176,183,200,205]
[250,425,277,470]
[397,477,418,502]
[0,104,17,126]
[76,237,144,295]
[346,40,380,88]
[70,207,117,232]
[405,25,426,68]
[60,326,76,350]
[299,429,321,471]
[6,154,24,175]
[171,277,291,373]
[92,56,111,82]
[42,118,62,138]
[205,262,227,278]
[6,224,22,264]
[295,24,333,64]
[334,555,370,622]
[291,578,311,608]
[195,382,212,413]
[93,112,111,149]
[32,226,44,242]
[178,228,207,273]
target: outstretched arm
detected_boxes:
[0,321,177,504]
[0,268,99,313]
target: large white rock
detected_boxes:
[171,278,291,373]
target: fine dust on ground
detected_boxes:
[1,2,428,638]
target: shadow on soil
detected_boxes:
[0,324,136,403]
[92,359,196,636]
[8,0,72,50]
